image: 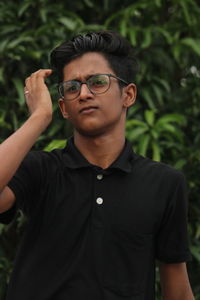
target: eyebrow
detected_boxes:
[65,73,104,82]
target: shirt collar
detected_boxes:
[63,136,135,173]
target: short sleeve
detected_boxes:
[155,172,191,263]
[0,151,44,224]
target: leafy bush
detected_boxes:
[0,0,200,298]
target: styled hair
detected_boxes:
[50,30,138,84]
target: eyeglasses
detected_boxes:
[58,73,128,101]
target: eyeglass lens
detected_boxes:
[60,74,110,100]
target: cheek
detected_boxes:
[64,103,76,115]
[106,93,124,112]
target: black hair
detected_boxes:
[50,30,138,84]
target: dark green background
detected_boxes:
[0,0,200,299]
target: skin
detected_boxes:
[0,51,194,299]
[0,69,53,212]
[58,52,136,168]
[159,262,194,300]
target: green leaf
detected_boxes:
[173,159,187,170]
[39,8,47,23]
[126,119,147,129]
[155,27,173,44]
[119,19,128,37]
[150,129,159,140]
[44,139,67,152]
[0,224,5,235]
[1,25,20,35]
[84,0,94,8]
[18,2,31,17]
[181,38,200,56]
[0,39,9,52]
[128,27,137,46]
[172,44,182,62]
[11,111,19,131]
[144,110,155,126]
[58,17,77,31]
[191,246,200,262]
[195,225,200,240]
[141,28,152,48]
[0,110,11,129]
[152,84,163,106]
[159,122,176,132]
[142,89,156,109]
[155,0,161,7]
[154,77,171,93]
[180,1,193,26]
[82,24,105,32]
[152,141,161,161]
[7,36,33,49]
[12,78,25,106]
[24,49,42,60]
[65,12,85,27]
[138,134,150,156]
[127,103,141,118]
[158,123,183,141]
[156,114,186,126]
[0,67,4,83]
[127,126,148,141]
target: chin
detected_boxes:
[75,125,107,138]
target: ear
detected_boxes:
[58,98,70,119]
[122,83,137,108]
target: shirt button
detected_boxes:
[96,197,103,205]
[97,174,103,180]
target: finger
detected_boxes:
[24,69,53,97]
[24,82,30,93]
[25,77,31,92]
[32,69,53,79]
[24,89,29,95]
[30,69,53,89]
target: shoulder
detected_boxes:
[132,153,185,187]
[21,147,67,173]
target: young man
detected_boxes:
[0,31,194,299]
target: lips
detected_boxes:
[79,106,98,113]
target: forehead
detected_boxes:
[63,52,113,81]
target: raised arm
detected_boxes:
[0,69,53,213]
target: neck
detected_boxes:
[74,131,125,169]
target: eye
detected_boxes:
[89,75,108,87]
[64,82,80,93]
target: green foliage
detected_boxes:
[126,109,186,161]
[43,139,67,152]
[0,0,200,298]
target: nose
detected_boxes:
[79,83,94,101]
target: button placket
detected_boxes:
[96,173,104,206]
[92,170,105,228]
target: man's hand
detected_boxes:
[24,69,53,122]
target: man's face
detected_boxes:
[58,52,136,137]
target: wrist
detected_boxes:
[29,111,52,129]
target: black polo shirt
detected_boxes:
[1,137,191,300]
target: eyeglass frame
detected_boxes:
[58,73,129,101]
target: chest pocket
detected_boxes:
[102,227,154,298]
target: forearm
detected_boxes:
[160,262,194,300]
[162,286,194,300]
[0,112,51,192]
[162,290,194,300]
[0,68,53,193]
